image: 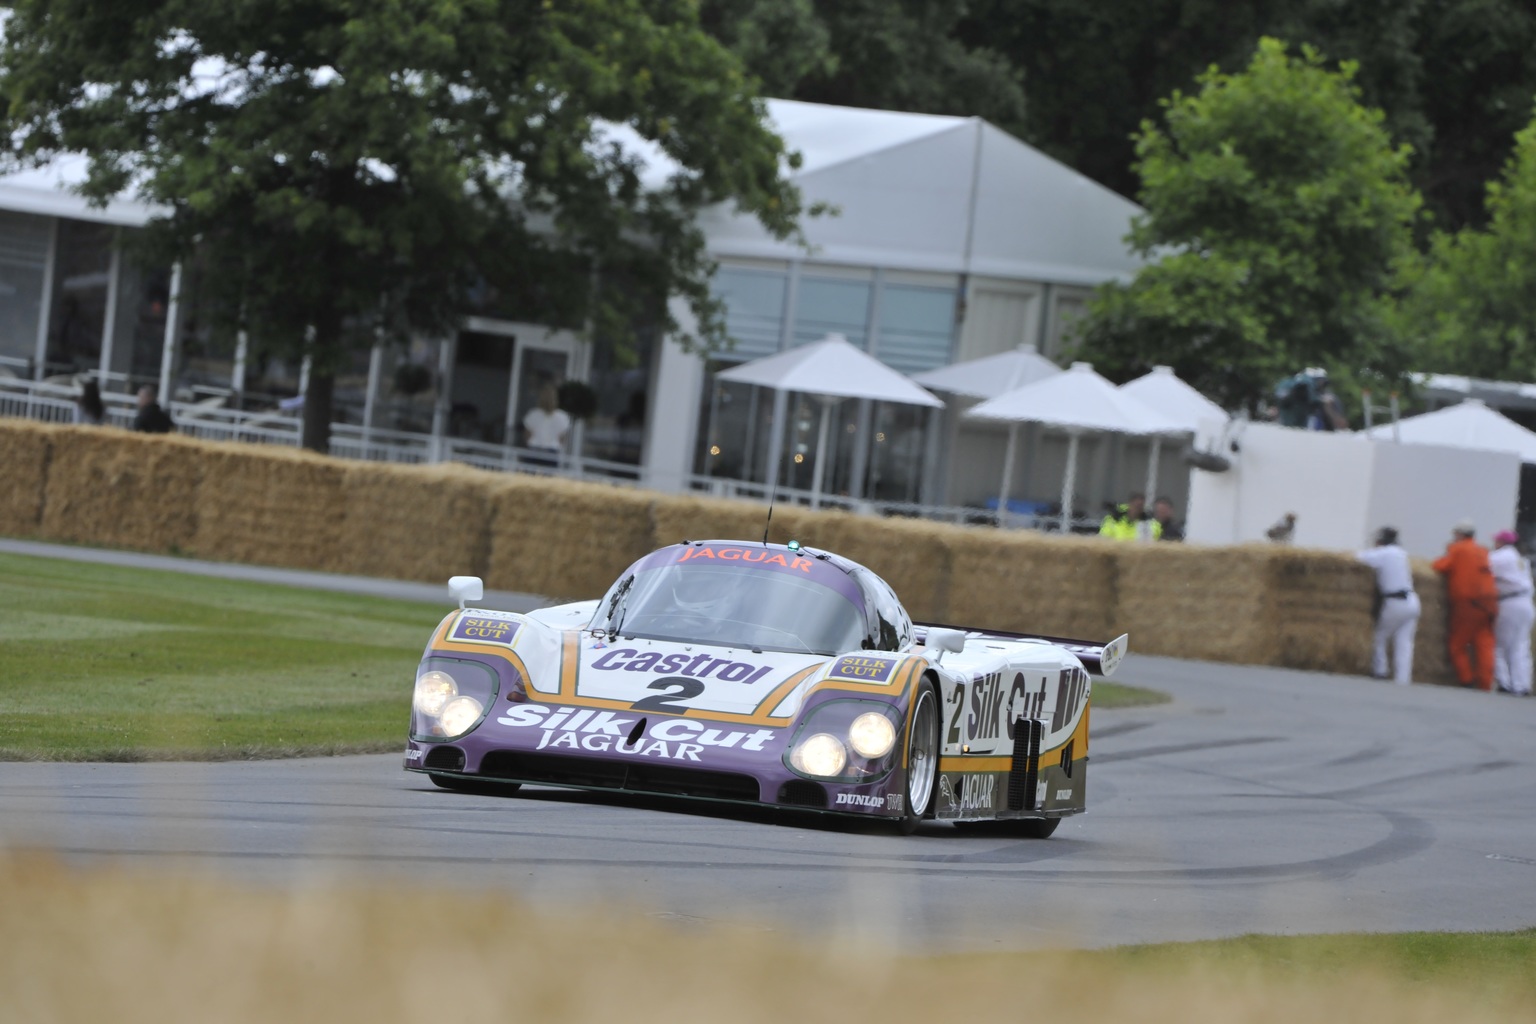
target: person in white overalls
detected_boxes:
[1489,530,1534,696]
[1356,526,1421,685]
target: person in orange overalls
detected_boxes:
[1432,519,1499,690]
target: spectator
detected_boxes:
[132,384,175,434]
[74,378,105,425]
[1099,492,1160,542]
[1489,530,1533,696]
[521,382,570,468]
[1432,519,1499,691]
[1355,526,1420,685]
[1274,368,1348,431]
[1153,496,1184,542]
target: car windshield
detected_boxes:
[594,560,868,655]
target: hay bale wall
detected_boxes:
[40,428,203,552]
[0,420,54,536]
[189,444,347,569]
[0,418,1502,687]
[332,462,498,582]
[485,476,655,600]
[1114,545,1276,664]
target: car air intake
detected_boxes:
[423,745,466,771]
[478,752,761,803]
[1007,719,1043,811]
[777,780,827,808]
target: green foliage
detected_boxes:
[0,552,442,760]
[1071,39,1422,411]
[0,0,808,446]
[700,0,1025,131]
[1395,109,1536,382]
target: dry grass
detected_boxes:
[331,460,498,582]
[40,427,204,552]
[486,474,656,599]
[1,852,1528,1024]
[0,418,52,536]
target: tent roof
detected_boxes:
[701,100,1145,285]
[1365,398,1536,464]
[911,344,1062,400]
[1119,365,1227,432]
[965,361,1185,435]
[715,333,943,408]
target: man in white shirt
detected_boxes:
[1356,526,1420,685]
[1489,529,1533,695]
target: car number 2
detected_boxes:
[631,677,706,712]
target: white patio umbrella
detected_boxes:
[1119,365,1228,500]
[966,361,1185,531]
[1363,398,1536,464]
[911,343,1063,400]
[915,346,1065,520]
[715,333,943,508]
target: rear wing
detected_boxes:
[915,623,1129,678]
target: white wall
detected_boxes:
[1186,421,1519,557]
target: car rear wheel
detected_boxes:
[896,678,940,835]
[429,773,520,795]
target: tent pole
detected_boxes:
[1144,434,1162,505]
[996,423,1019,526]
[811,400,832,510]
[1061,432,1080,533]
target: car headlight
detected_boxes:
[413,670,457,716]
[410,659,499,742]
[785,699,903,781]
[438,696,485,738]
[789,733,847,777]
[848,711,896,759]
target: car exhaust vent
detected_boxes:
[1060,739,1074,779]
[1007,719,1042,811]
[777,781,827,808]
[423,745,466,771]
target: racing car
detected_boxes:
[405,539,1126,836]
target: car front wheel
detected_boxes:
[896,678,941,834]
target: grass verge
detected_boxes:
[1,852,1530,1024]
[0,551,444,760]
[1093,679,1172,708]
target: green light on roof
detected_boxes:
[787,540,801,551]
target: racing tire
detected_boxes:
[895,678,941,835]
[429,773,520,796]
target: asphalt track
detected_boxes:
[3,539,1535,951]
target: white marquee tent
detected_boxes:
[1365,398,1536,464]
[1119,365,1228,500]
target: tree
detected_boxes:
[0,0,809,450]
[1069,38,1422,412]
[699,0,1025,131]
[1396,109,1536,383]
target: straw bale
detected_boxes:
[331,461,499,582]
[486,476,655,600]
[945,528,1117,640]
[1264,548,1377,673]
[797,511,958,623]
[0,420,54,536]
[1114,543,1276,663]
[189,443,347,569]
[39,428,204,552]
[649,493,784,548]
[1411,563,1459,686]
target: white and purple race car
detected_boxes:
[405,539,1126,836]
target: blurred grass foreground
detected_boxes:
[3,852,1531,1024]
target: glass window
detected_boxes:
[793,275,870,349]
[46,219,113,378]
[713,266,786,360]
[0,210,51,368]
[875,283,955,373]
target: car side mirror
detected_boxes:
[925,627,966,662]
[448,576,484,609]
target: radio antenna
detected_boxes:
[762,438,785,546]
